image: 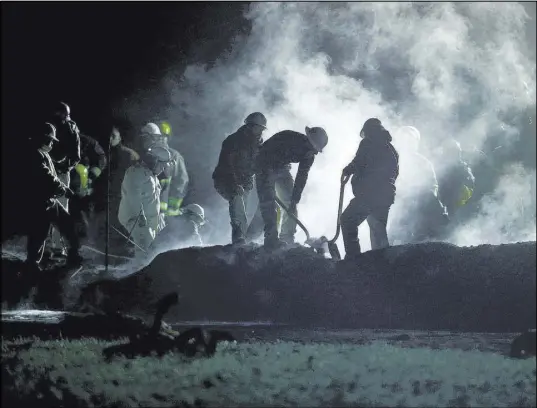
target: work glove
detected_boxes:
[79,177,95,197]
[166,208,183,217]
[76,187,93,198]
[166,197,183,216]
[342,165,353,177]
[88,167,101,181]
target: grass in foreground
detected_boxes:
[2,336,536,407]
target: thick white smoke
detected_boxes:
[153,2,535,251]
[450,163,536,245]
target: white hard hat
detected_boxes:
[183,203,205,225]
[244,112,267,129]
[141,122,162,136]
[305,126,328,153]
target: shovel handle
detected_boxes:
[274,196,311,241]
[330,174,350,244]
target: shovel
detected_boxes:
[274,197,312,240]
[274,196,324,255]
[275,174,349,260]
[324,174,350,260]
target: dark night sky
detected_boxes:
[1,2,249,142]
[1,2,249,230]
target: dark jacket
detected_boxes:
[213,125,262,190]
[79,133,107,170]
[108,142,140,216]
[30,147,69,210]
[49,118,81,174]
[347,128,399,205]
[256,130,317,204]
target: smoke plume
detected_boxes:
[122,2,536,251]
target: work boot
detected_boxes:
[344,250,363,264]
[280,234,295,245]
[264,237,286,250]
[231,224,246,246]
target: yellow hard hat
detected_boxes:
[160,121,172,136]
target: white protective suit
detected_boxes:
[118,163,165,254]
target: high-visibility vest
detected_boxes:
[73,163,89,194]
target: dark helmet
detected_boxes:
[43,122,59,141]
[360,118,382,138]
[53,101,70,117]
[305,126,328,152]
[244,112,267,129]
[30,122,58,145]
[141,144,172,175]
[360,118,392,142]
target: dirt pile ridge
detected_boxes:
[2,241,535,332]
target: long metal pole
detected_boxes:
[111,225,148,253]
[105,138,111,273]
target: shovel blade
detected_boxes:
[327,241,341,261]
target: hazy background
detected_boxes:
[89,2,537,252]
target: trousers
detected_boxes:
[50,172,71,250]
[255,167,297,245]
[214,180,252,244]
[27,200,80,266]
[340,196,392,259]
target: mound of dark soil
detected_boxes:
[65,241,536,332]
